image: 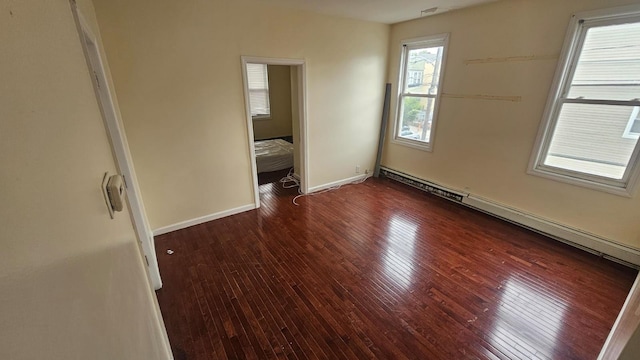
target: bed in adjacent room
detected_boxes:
[254,139,294,173]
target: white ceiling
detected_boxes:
[251,0,499,24]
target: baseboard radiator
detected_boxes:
[380,168,467,202]
[380,166,640,268]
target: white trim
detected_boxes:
[462,195,640,267]
[153,204,256,236]
[562,98,640,107]
[391,33,449,152]
[598,273,640,359]
[528,5,640,196]
[241,56,310,205]
[69,5,163,289]
[573,3,640,21]
[144,282,174,360]
[241,60,261,208]
[527,167,639,198]
[298,63,310,195]
[308,174,369,193]
[391,136,436,152]
[70,2,173,359]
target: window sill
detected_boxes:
[252,115,271,121]
[391,136,434,152]
[527,165,637,198]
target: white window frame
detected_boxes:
[392,33,449,152]
[623,107,640,139]
[528,5,640,197]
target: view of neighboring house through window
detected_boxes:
[530,8,640,194]
[247,63,271,119]
[394,34,448,150]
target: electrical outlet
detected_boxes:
[356,165,361,174]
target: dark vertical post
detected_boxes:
[374,83,392,178]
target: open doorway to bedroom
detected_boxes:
[241,57,308,208]
[250,64,295,185]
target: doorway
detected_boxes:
[241,57,309,207]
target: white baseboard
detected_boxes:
[380,166,640,268]
[462,195,640,267]
[152,204,256,236]
[308,174,369,193]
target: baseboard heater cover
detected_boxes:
[380,166,640,268]
[380,167,467,202]
[464,195,640,267]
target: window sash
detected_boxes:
[400,44,443,96]
[393,34,448,150]
[560,98,640,106]
[399,94,436,99]
[531,8,640,194]
[538,105,640,189]
[536,105,640,187]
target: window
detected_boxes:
[529,6,640,195]
[393,34,448,151]
[246,63,270,119]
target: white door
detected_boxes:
[71,5,163,289]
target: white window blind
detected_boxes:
[530,7,640,195]
[247,63,270,118]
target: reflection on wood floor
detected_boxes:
[155,174,637,359]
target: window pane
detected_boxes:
[404,46,444,95]
[567,22,640,101]
[543,103,639,179]
[399,96,435,142]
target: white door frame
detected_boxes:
[241,56,310,207]
[69,3,162,290]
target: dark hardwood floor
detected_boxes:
[155,173,637,360]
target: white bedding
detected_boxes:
[255,139,294,173]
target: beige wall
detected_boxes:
[92,0,389,230]
[0,0,170,358]
[253,65,293,140]
[383,0,640,249]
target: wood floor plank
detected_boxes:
[156,170,637,359]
